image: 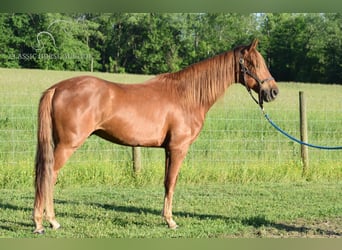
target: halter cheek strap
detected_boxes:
[239,58,274,109]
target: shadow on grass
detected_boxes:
[0,202,31,212]
[0,202,32,233]
[0,199,340,237]
[86,201,341,237]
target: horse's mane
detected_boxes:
[157,49,238,108]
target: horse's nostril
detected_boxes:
[271,88,279,98]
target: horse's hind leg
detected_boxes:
[52,144,80,184]
[44,143,81,230]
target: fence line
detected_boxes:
[0,72,341,175]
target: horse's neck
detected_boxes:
[157,50,236,111]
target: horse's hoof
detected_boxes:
[50,222,61,230]
[168,222,178,230]
[164,216,178,229]
[33,228,45,234]
[52,225,61,230]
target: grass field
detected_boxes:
[1,183,341,238]
[0,68,341,238]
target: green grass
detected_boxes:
[0,182,341,238]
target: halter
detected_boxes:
[239,57,274,110]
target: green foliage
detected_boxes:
[261,13,342,83]
[1,13,341,83]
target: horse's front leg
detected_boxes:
[162,147,188,229]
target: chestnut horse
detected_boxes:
[33,39,278,233]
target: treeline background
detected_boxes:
[1,13,341,83]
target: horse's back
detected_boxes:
[47,75,172,147]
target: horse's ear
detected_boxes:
[248,39,259,51]
[241,39,259,56]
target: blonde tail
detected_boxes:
[33,88,55,233]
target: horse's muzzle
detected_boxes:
[261,86,279,102]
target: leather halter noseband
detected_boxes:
[238,57,274,109]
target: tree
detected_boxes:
[34,13,100,71]
[0,14,20,67]
[261,13,342,84]
[0,13,37,68]
[322,13,342,83]
[1,13,341,84]
[132,13,183,74]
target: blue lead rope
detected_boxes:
[262,109,342,150]
[246,86,342,150]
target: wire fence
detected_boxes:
[0,70,341,179]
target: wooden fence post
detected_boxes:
[132,146,142,173]
[299,91,309,176]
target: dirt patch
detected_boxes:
[251,218,342,238]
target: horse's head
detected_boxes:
[236,39,279,106]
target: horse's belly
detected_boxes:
[96,115,168,147]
